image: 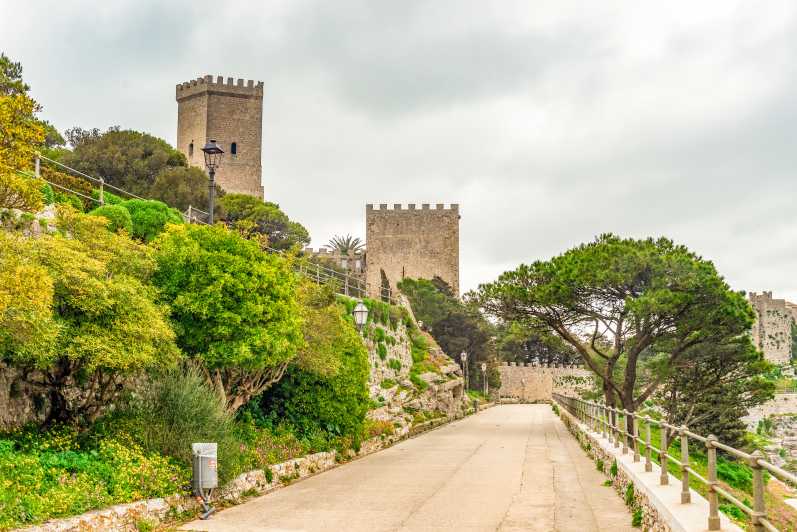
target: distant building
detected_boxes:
[175,75,264,199]
[365,203,460,299]
[749,291,797,365]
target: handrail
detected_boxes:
[553,393,790,532]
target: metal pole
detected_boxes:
[706,435,720,530]
[680,426,691,503]
[208,168,216,224]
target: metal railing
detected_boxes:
[553,393,796,532]
[17,155,399,305]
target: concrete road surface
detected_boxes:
[183,404,634,532]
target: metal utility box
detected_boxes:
[192,442,218,492]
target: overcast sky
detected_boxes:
[3,0,797,299]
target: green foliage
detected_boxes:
[0,428,187,530]
[624,483,634,506]
[631,508,643,528]
[716,459,753,492]
[477,234,758,413]
[377,343,388,360]
[219,193,310,250]
[410,331,429,363]
[122,367,241,482]
[91,188,124,205]
[152,224,303,411]
[380,378,397,389]
[149,165,224,214]
[256,309,370,447]
[40,182,54,204]
[373,327,386,342]
[326,234,364,254]
[595,458,604,472]
[88,204,133,234]
[719,503,746,521]
[610,460,618,477]
[61,127,186,197]
[495,321,578,365]
[387,359,402,371]
[119,199,183,242]
[0,209,178,424]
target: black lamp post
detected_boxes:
[201,140,224,224]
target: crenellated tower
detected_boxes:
[176,75,264,199]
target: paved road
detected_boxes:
[183,404,634,532]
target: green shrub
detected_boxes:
[257,314,370,449]
[719,503,746,521]
[632,508,643,527]
[120,198,183,242]
[387,359,402,371]
[410,332,429,363]
[595,458,604,472]
[0,430,187,530]
[124,366,242,482]
[40,182,54,204]
[54,191,84,211]
[624,483,634,506]
[373,327,386,342]
[377,343,388,360]
[89,204,133,234]
[610,460,618,477]
[91,188,124,205]
[716,458,753,492]
[380,378,397,389]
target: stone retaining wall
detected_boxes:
[19,406,492,532]
[496,362,593,402]
[555,404,743,532]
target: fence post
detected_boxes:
[99,177,105,205]
[660,428,669,485]
[645,420,652,472]
[621,411,628,455]
[316,264,320,284]
[706,435,720,530]
[35,155,40,177]
[187,205,193,223]
[633,414,640,462]
[680,426,691,503]
[613,409,620,448]
[344,275,349,296]
[749,450,766,532]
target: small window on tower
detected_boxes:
[231,142,238,156]
[188,142,194,156]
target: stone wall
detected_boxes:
[365,203,460,297]
[744,393,797,430]
[496,362,593,402]
[176,75,265,198]
[749,291,797,365]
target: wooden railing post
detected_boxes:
[749,450,766,532]
[633,414,640,462]
[645,421,652,472]
[660,428,669,485]
[613,410,620,448]
[622,411,628,455]
[35,154,40,177]
[706,435,720,530]
[99,177,105,205]
[680,426,691,503]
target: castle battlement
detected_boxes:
[176,75,264,100]
[366,203,459,213]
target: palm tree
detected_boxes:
[326,234,365,255]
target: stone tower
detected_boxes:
[365,204,460,299]
[175,75,264,198]
[749,291,797,365]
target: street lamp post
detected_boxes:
[201,140,224,224]
[460,352,468,390]
[352,301,369,332]
[481,362,488,396]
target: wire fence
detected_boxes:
[12,155,399,305]
[553,393,794,532]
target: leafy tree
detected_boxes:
[476,234,754,416]
[399,277,495,387]
[148,165,224,214]
[325,234,365,254]
[0,54,45,210]
[89,204,133,234]
[61,128,186,196]
[219,193,310,250]
[257,299,369,444]
[495,321,579,366]
[656,336,774,446]
[118,199,183,242]
[0,207,179,424]
[152,224,304,411]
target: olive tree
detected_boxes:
[152,224,304,411]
